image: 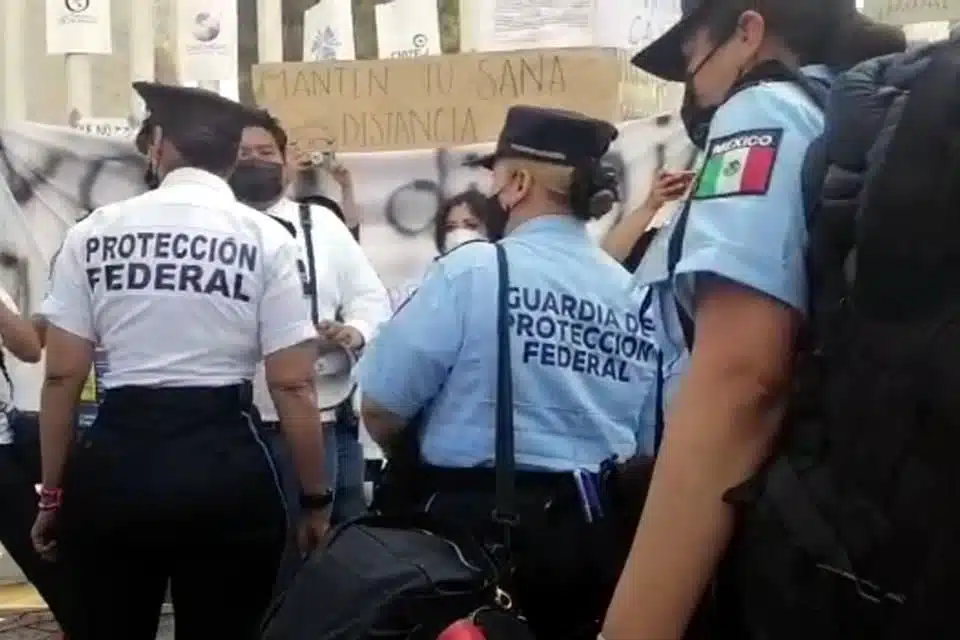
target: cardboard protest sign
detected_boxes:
[252,47,641,153]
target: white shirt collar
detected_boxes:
[160,167,235,199]
[265,196,294,218]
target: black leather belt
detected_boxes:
[263,419,336,431]
[422,465,581,501]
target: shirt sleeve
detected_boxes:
[675,84,821,312]
[259,236,318,357]
[357,262,466,420]
[322,210,391,344]
[39,224,95,341]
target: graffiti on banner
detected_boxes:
[0,112,694,408]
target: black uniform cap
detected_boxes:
[632,0,861,82]
[466,105,618,170]
[132,82,253,150]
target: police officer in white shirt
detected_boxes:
[230,109,391,523]
[31,83,330,640]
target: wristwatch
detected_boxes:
[299,489,334,511]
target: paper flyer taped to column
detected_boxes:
[467,0,595,51]
[174,0,239,82]
[595,0,682,50]
[375,0,443,58]
[903,21,951,43]
[46,0,114,55]
[302,0,357,62]
[459,0,478,51]
[863,0,960,26]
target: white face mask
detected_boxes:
[444,228,486,252]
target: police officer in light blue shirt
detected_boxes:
[603,1,907,637]
[359,105,661,638]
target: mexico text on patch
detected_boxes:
[692,128,783,200]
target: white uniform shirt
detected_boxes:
[0,287,19,444]
[40,168,316,387]
[252,198,391,422]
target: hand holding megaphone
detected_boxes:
[317,320,364,351]
[313,321,361,411]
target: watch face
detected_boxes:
[65,0,91,12]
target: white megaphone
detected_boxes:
[314,342,358,411]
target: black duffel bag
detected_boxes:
[262,243,527,640]
[261,513,501,640]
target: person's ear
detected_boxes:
[148,127,164,171]
[511,169,532,203]
[737,10,766,56]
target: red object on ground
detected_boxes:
[437,618,487,640]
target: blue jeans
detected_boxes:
[325,420,367,523]
[267,418,368,599]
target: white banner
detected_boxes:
[0,114,693,410]
[174,0,239,82]
[70,116,137,139]
[374,0,443,59]
[302,0,357,62]
[45,0,113,55]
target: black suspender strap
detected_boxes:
[492,244,518,551]
[637,287,665,454]
[298,203,319,325]
[666,199,696,350]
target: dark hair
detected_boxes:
[167,123,242,175]
[433,189,488,253]
[570,162,620,221]
[701,1,906,71]
[245,108,289,157]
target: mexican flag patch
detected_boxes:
[693,128,783,199]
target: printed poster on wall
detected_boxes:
[863,0,960,25]
[45,0,114,55]
[375,0,443,58]
[594,0,682,50]
[463,0,596,52]
[174,0,239,82]
[302,0,357,62]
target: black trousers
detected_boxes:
[0,437,77,633]
[58,385,287,640]
[419,469,622,640]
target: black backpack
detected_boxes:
[726,40,960,640]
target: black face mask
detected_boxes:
[143,165,160,190]
[229,159,285,206]
[484,189,511,241]
[680,86,716,150]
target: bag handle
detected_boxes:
[492,244,518,542]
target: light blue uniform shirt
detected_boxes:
[635,66,831,361]
[359,216,662,471]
